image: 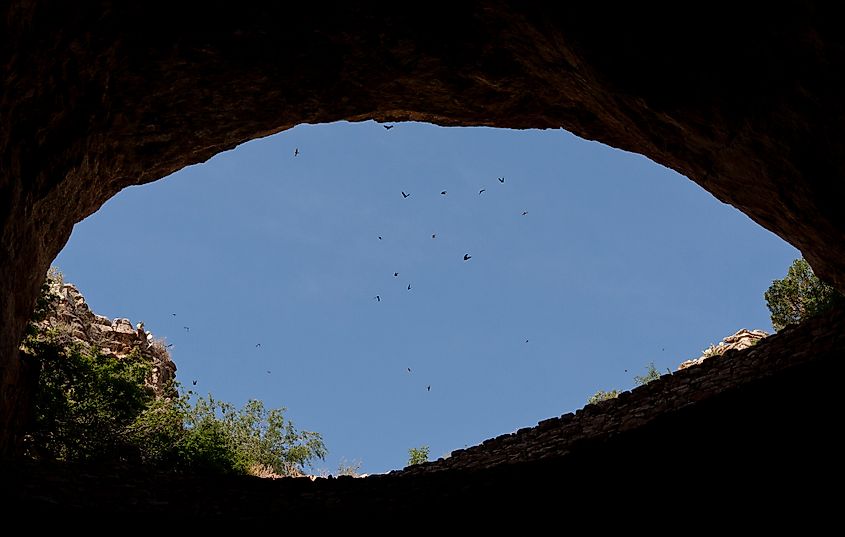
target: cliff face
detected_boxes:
[31,279,176,399]
[3,1,845,453]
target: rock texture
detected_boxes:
[678,328,769,370]
[3,302,843,518]
[3,2,845,453]
[30,279,176,398]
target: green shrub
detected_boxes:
[587,389,620,405]
[177,417,241,474]
[184,396,327,476]
[126,396,188,467]
[408,445,430,466]
[633,362,660,386]
[24,338,153,462]
[701,344,724,358]
[765,258,842,331]
[22,269,327,475]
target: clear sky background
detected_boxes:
[54,121,799,475]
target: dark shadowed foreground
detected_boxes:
[4,305,842,520]
[4,2,845,454]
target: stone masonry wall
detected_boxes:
[398,311,841,476]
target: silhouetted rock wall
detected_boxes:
[3,1,845,455]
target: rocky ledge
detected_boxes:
[28,279,176,398]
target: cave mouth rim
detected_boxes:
[47,119,794,474]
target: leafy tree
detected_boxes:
[24,339,154,462]
[126,396,189,467]
[184,396,327,476]
[764,258,842,331]
[22,269,327,475]
[28,348,328,475]
[633,362,660,386]
[408,445,430,466]
[587,389,619,405]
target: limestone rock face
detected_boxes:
[33,280,176,398]
[678,329,769,371]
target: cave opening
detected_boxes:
[50,120,798,474]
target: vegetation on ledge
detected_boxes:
[20,270,326,476]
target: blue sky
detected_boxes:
[54,121,798,474]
